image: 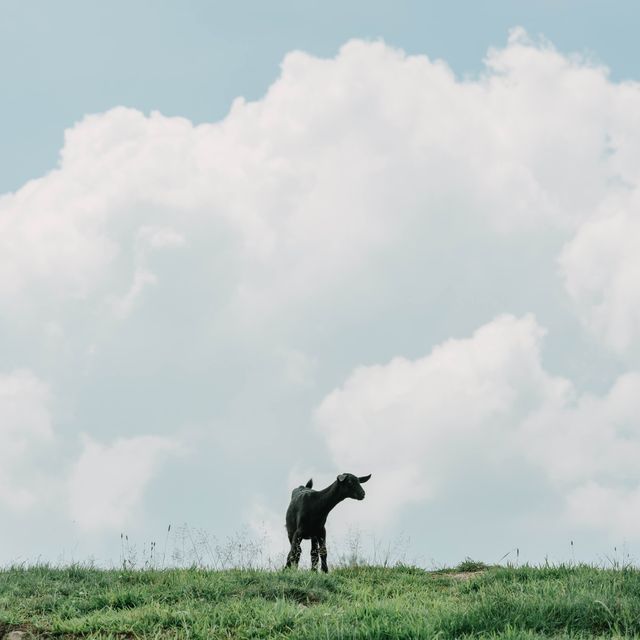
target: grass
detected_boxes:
[1,563,640,638]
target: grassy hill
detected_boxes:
[1,562,640,638]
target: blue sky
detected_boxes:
[2,1,640,568]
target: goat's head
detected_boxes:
[336,473,371,500]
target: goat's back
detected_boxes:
[290,485,314,501]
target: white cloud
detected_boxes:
[519,372,640,486]
[0,370,53,510]
[68,434,183,531]
[314,314,569,523]
[560,192,640,353]
[2,32,639,343]
[0,181,114,310]
[314,315,640,537]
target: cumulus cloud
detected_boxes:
[314,315,569,523]
[68,435,184,531]
[314,315,640,537]
[1,31,639,346]
[520,371,640,536]
[519,372,640,486]
[0,369,53,510]
[560,194,640,353]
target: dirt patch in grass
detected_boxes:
[446,571,484,581]
[0,624,135,640]
[1,626,40,640]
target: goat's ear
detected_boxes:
[305,478,313,489]
[337,474,347,482]
[358,474,371,484]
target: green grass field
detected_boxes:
[1,563,640,639]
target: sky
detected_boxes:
[2,0,640,568]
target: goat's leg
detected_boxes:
[285,530,302,569]
[310,537,319,571]
[319,527,328,573]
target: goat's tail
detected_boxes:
[305,478,313,489]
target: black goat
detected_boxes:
[285,473,371,572]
